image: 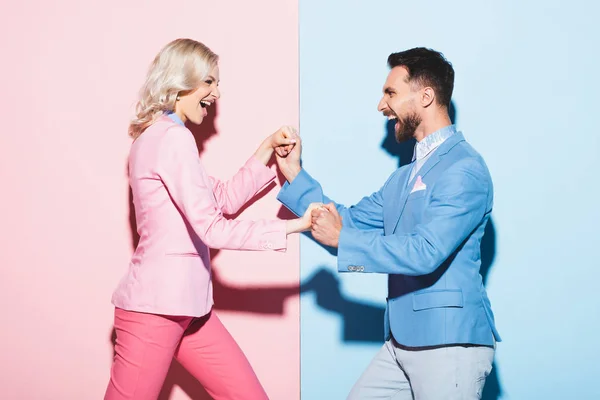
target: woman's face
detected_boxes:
[175,65,220,125]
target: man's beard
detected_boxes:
[395,112,422,143]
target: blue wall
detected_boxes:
[298,1,600,399]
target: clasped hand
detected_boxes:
[295,202,342,248]
[269,127,343,245]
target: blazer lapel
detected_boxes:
[390,132,466,233]
[385,166,412,233]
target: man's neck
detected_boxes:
[413,114,452,142]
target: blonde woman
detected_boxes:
[105,39,313,400]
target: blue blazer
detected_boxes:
[277,131,501,347]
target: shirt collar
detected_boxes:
[167,112,185,126]
[412,124,457,162]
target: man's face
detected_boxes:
[377,66,422,142]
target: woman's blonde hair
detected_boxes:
[129,38,219,139]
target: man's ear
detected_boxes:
[421,87,435,108]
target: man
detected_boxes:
[276,48,501,399]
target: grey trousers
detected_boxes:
[347,340,494,399]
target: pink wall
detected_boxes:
[0,1,299,399]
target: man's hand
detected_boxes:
[300,202,325,232]
[275,131,302,183]
[311,203,343,247]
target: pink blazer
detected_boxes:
[112,116,286,317]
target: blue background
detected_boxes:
[298,1,600,399]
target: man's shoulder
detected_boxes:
[446,140,491,176]
[434,144,493,198]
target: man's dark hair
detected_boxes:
[387,47,454,108]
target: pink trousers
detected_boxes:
[104,308,268,400]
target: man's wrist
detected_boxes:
[333,226,341,247]
[282,164,301,183]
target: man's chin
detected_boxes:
[395,129,413,143]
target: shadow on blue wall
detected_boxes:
[301,268,385,343]
[299,101,503,399]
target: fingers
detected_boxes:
[276,126,299,145]
[324,203,337,214]
[307,203,323,217]
[311,213,320,225]
[272,130,297,158]
[274,143,295,159]
[274,137,297,147]
[276,125,298,141]
[274,128,301,155]
[270,126,299,158]
[308,202,328,213]
[310,205,330,226]
[275,145,292,157]
[281,125,298,138]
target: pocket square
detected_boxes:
[410,176,427,193]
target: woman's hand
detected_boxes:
[254,126,298,165]
[285,202,326,234]
[272,126,298,158]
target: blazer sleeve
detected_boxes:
[277,168,387,232]
[337,158,490,275]
[208,156,276,215]
[158,126,286,251]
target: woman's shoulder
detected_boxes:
[149,115,191,134]
[142,116,192,144]
[132,115,194,154]
[149,116,199,160]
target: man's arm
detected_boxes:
[277,168,388,232]
[276,134,388,232]
[337,159,491,275]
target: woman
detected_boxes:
[105,38,314,400]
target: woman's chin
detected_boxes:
[188,115,204,126]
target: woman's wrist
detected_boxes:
[254,139,274,165]
[285,218,309,235]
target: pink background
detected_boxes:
[0,1,300,399]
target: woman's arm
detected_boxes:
[158,126,306,251]
[209,126,297,215]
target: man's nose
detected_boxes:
[377,98,387,112]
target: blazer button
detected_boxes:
[266,243,273,249]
